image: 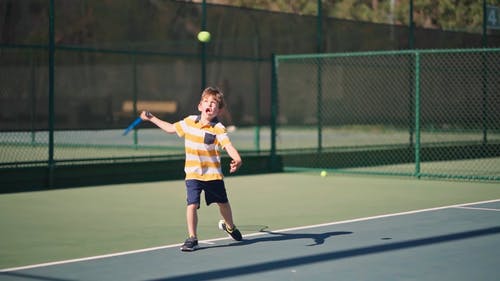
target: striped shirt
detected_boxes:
[174,115,232,181]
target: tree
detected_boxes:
[193,0,488,32]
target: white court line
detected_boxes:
[454,206,500,212]
[2,198,499,273]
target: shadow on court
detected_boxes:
[0,271,69,281]
[150,226,500,281]
[200,230,354,250]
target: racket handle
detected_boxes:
[122,117,142,136]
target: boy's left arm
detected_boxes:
[225,143,242,173]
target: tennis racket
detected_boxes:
[122,117,142,136]
[122,112,153,136]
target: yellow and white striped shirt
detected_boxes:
[174,115,231,181]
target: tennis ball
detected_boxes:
[320,170,327,177]
[197,31,211,43]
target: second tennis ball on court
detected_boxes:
[197,31,211,43]
[320,170,327,177]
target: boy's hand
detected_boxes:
[229,159,242,173]
[140,111,154,121]
[225,144,242,173]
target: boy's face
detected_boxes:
[198,95,220,120]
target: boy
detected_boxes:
[140,87,243,252]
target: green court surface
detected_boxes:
[1,173,499,280]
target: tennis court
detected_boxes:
[2,2,499,280]
[1,173,499,280]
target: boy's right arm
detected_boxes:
[140,111,176,134]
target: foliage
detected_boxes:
[204,0,492,32]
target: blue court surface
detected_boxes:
[1,199,499,281]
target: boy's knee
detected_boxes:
[187,203,199,210]
[217,202,231,210]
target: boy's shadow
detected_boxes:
[200,229,353,250]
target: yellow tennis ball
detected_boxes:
[197,31,211,43]
[320,170,327,177]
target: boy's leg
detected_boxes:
[217,202,242,241]
[218,202,239,230]
[181,203,200,251]
[217,202,235,228]
[186,203,199,238]
[181,180,202,251]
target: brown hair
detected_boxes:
[201,87,225,109]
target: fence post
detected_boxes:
[482,0,488,48]
[253,35,261,152]
[409,0,414,49]
[132,51,139,147]
[317,60,323,153]
[481,49,488,144]
[316,0,324,153]
[200,0,207,90]
[317,0,322,53]
[414,51,421,178]
[48,0,55,187]
[270,54,278,171]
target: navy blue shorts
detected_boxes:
[185,179,228,207]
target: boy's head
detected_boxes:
[198,87,225,120]
[200,87,225,109]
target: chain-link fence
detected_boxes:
[273,48,500,181]
[2,1,500,187]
